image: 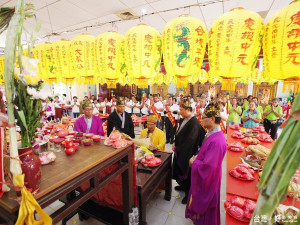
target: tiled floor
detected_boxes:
[41,125,227,225]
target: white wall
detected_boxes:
[168,83,177,95]
[247,82,254,96]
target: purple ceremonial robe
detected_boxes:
[185,131,226,225]
[73,115,104,136]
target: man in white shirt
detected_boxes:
[153,94,164,130]
[92,99,100,114]
[141,96,150,116]
[61,94,71,117]
[165,96,180,144]
[190,97,196,115]
[110,96,116,113]
[99,98,107,114]
[132,96,141,116]
[71,96,80,118]
[125,96,133,115]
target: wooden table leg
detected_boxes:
[164,159,172,201]
[138,191,147,225]
[122,150,134,225]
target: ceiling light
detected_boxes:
[63,31,68,34]
[141,9,146,14]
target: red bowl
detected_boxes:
[93,137,101,142]
[85,133,94,138]
[82,141,92,146]
[73,143,79,150]
[73,137,82,144]
[52,138,64,144]
[65,135,74,139]
[68,131,76,135]
[76,132,83,137]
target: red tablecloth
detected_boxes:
[226,128,300,224]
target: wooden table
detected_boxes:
[136,150,172,224]
[0,141,134,225]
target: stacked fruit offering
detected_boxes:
[229,164,255,181]
[224,196,256,222]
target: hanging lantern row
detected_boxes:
[0,1,298,91]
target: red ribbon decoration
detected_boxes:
[151,104,161,121]
[195,106,205,129]
[165,104,176,127]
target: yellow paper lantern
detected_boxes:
[150,73,165,85]
[162,15,207,86]
[0,56,4,85]
[264,0,300,82]
[70,34,96,79]
[32,43,59,84]
[208,71,221,84]
[124,24,162,88]
[52,39,75,84]
[95,31,126,88]
[32,45,46,79]
[198,69,208,83]
[208,8,264,82]
[262,71,277,84]
[251,68,264,83]
[43,42,60,84]
[165,73,176,85]
[188,73,199,84]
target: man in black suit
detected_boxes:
[107,97,135,138]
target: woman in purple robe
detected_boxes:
[186,103,227,225]
[73,101,104,136]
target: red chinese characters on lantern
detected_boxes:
[132,33,137,62]
[237,54,248,65]
[144,44,152,51]
[272,46,277,58]
[287,29,300,38]
[271,17,280,44]
[224,19,234,55]
[215,21,224,70]
[244,18,255,30]
[196,38,204,48]
[107,38,117,70]
[195,26,205,36]
[98,38,105,69]
[143,33,153,68]
[241,42,251,52]
[143,60,150,68]
[145,34,153,43]
[241,32,254,41]
[284,11,300,66]
[224,46,230,56]
[74,45,84,70]
[287,11,300,27]
[193,57,201,67]
[108,39,116,47]
[285,41,300,65]
[285,53,300,65]
[287,41,300,52]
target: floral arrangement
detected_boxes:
[14,76,46,148]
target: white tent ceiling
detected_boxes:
[0,0,291,47]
